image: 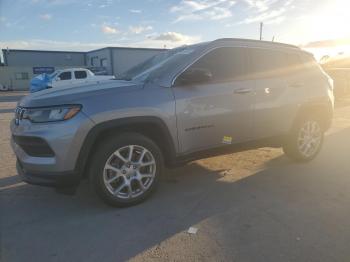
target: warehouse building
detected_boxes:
[86,47,164,76]
[3,49,86,67]
[1,46,166,90]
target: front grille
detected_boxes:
[13,135,55,157]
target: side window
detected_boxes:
[58,71,72,80]
[286,53,304,73]
[184,47,248,83]
[15,72,29,80]
[74,70,87,79]
[250,49,288,78]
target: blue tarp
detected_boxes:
[30,73,53,93]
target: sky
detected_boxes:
[0,0,350,60]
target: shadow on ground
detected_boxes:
[1,126,350,261]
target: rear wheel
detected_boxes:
[90,133,163,207]
[283,117,324,162]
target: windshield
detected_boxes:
[115,45,199,81]
[48,71,59,79]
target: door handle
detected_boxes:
[234,88,252,94]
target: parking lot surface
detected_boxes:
[1,92,350,262]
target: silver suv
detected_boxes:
[11,38,334,206]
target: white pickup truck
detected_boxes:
[30,68,115,92]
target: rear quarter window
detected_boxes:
[286,53,305,73]
[249,49,314,77]
[74,70,87,79]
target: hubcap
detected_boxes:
[297,120,322,158]
[103,145,156,199]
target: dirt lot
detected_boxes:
[1,92,350,262]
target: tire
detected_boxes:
[90,132,163,207]
[283,116,324,162]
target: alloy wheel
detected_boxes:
[102,145,156,199]
[297,120,322,158]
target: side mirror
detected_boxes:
[175,68,212,86]
[55,76,61,81]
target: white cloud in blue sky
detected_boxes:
[170,0,236,22]
[39,13,53,20]
[0,0,348,57]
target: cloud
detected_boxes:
[39,14,52,20]
[152,32,199,43]
[170,0,236,22]
[1,17,26,28]
[139,31,201,48]
[264,15,285,24]
[243,0,278,12]
[32,0,79,5]
[0,39,111,51]
[302,38,350,48]
[239,7,286,24]
[129,25,153,34]
[101,25,119,34]
[0,36,199,51]
[129,9,142,13]
[238,0,292,25]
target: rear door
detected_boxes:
[249,48,293,138]
[73,70,89,85]
[172,46,255,154]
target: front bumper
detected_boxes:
[17,159,80,187]
[10,111,94,186]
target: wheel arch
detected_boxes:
[292,101,333,131]
[75,116,177,178]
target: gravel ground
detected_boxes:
[1,92,350,262]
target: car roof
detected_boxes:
[61,68,88,71]
[210,38,300,50]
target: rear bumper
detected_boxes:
[17,159,80,187]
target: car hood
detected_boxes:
[19,80,143,108]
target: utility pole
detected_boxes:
[259,22,263,40]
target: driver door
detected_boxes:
[172,47,255,154]
[54,71,73,88]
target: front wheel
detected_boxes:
[283,117,324,162]
[90,133,163,207]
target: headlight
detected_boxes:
[22,105,81,123]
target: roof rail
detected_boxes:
[212,38,300,49]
